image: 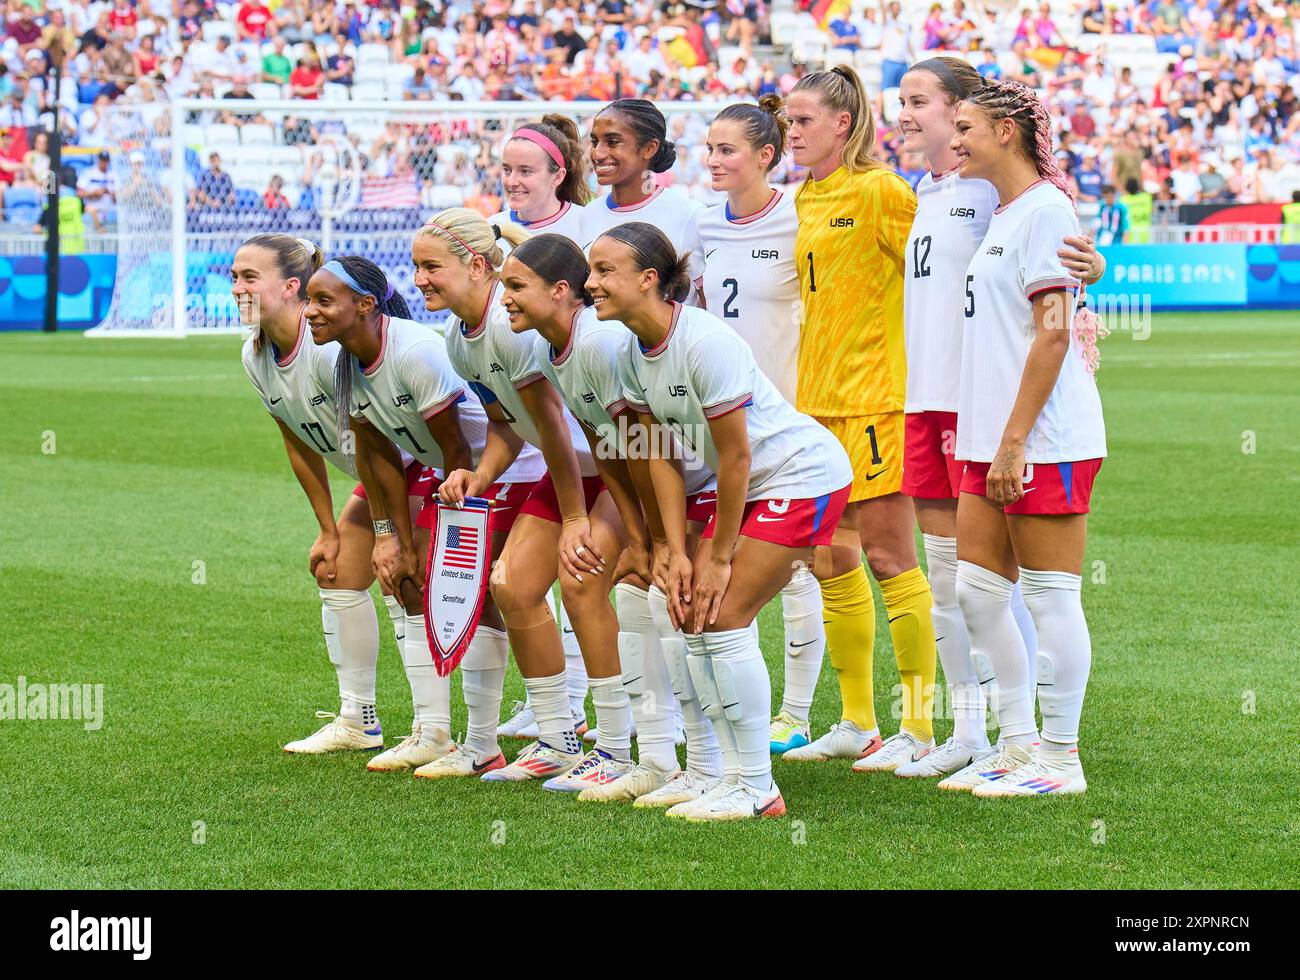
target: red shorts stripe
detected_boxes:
[352,460,435,501]
[959,459,1102,515]
[902,411,964,500]
[518,473,608,524]
[702,485,850,548]
[415,479,540,534]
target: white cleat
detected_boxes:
[780,720,883,762]
[480,740,581,782]
[664,775,735,819]
[578,760,679,803]
[283,711,383,754]
[541,748,634,793]
[937,742,1034,793]
[895,736,989,778]
[366,723,452,772]
[684,781,787,822]
[851,730,935,773]
[498,701,539,739]
[413,743,507,780]
[636,769,723,810]
[972,747,1087,797]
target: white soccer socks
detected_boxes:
[403,611,451,739]
[558,600,590,720]
[1018,568,1091,751]
[649,586,723,778]
[956,561,1037,746]
[588,674,633,761]
[703,628,775,794]
[321,588,379,728]
[922,536,987,748]
[383,592,407,646]
[615,583,678,771]
[524,670,582,755]
[778,565,824,723]
[461,626,508,757]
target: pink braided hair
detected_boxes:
[965,79,1108,374]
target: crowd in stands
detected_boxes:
[2,0,1299,237]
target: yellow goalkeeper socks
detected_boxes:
[879,566,937,743]
[821,565,877,732]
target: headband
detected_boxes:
[911,57,977,99]
[424,221,502,258]
[321,259,392,302]
[512,127,565,169]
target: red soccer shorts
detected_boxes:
[702,485,851,548]
[352,460,435,500]
[415,479,539,534]
[960,459,1103,515]
[902,411,964,499]
[519,474,608,524]
[687,490,718,525]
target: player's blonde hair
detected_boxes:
[418,208,530,270]
[791,65,887,175]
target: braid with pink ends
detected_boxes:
[964,79,1110,373]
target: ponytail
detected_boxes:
[792,64,885,175]
[599,221,691,303]
[239,233,325,353]
[420,207,530,270]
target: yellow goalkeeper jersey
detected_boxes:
[794,165,917,418]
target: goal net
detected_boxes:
[88,97,740,337]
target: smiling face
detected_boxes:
[585,236,651,322]
[589,111,656,190]
[785,89,848,175]
[501,138,563,217]
[304,270,371,345]
[230,245,297,327]
[898,69,958,165]
[411,233,479,315]
[951,100,1010,183]
[705,117,771,193]
[500,255,565,333]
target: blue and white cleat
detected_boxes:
[480,741,581,783]
[283,711,383,754]
[769,711,811,754]
[937,742,1033,793]
[972,747,1087,798]
[541,749,633,793]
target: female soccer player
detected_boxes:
[684,97,827,755]
[579,98,704,255]
[405,208,638,792]
[488,117,595,740]
[893,57,1107,780]
[781,64,938,773]
[500,233,728,808]
[491,116,591,242]
[589,221,855,822]
[233,234,419,756]
[304,254,545,778]
[948,79,1107,796]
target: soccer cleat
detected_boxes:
[283,711,383,754]
[498,701,538,739]
[664,776,735,819]
[636,769,723,810]
[413,743,506,780]
[684,782,787,822]
[577,760,679,803]
[937,742,1034,793]
[769,711,811,754]
[541,748,633,793]
[851,730,935,773]
[480,741,581,782]
[780,720,882,762]
[366,723,452,772]
[971,747,1087,797]
[895,736,988,778]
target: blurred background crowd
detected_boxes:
[3,0,1300,240]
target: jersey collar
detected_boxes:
[361,315,390,377]
[512,201,570,228]
[550,305,582,366]
[459,284,499,340]
[725,188,781,224]
[272,308,307,368]
[605,186,663,212]
[638,301,680,358]
[994,178,1048,214]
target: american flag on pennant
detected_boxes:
[442,525,479,570]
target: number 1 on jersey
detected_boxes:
[807,252,816,292]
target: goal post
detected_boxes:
[88,97,736,337]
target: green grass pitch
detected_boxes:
[1,311,1296,889]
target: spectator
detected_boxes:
[326,34,355,87]
[192,151,235,209]
[263,173,290,209]
[404,66,434,100]
[880,1,913,90]
[76,150,116,230]
[108,0,139,41]
[262,37,293,85]
[237,0,276,43]
[553,16,587,64]
[133,33,161,77]
[288,55,324,99]
[1096,184,1129,245]
[3,166,44,231]
[24,131,51,190]
[7,5,44,57]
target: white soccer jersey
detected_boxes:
[532,305,714,495]
[490,201,586,245]
[241,314,361,479]
[683,189,801,403]
[445,285,594,477]
[904,169,1000,413]
[347,315,545,483]
[620,304,852,501]
[579,185,704,255]
[957,181,1107,464]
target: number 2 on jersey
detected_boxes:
[721,278,739,318]
[912,236,932,278]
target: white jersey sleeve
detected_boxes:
[1021,203,1082,298]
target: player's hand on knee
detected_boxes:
[611,537,651,585]
[310,530,340,586]
[664,551,694,632]
[559,517,603,580]
[372,534,404,594]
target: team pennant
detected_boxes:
[424,496,494,676]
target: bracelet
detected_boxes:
[372,519,395,536]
